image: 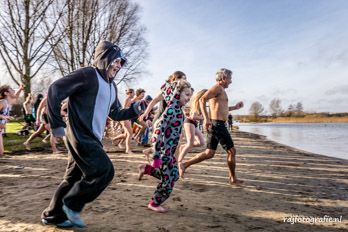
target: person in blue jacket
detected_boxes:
[41,41,142,228]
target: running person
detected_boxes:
[140,71,187,160]
[41,41,142,228]
[177,89,207,178]
[181,68,244,185]
[138,79,193,213]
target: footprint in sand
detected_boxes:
[202,206,213,211]
[172,197,182,202]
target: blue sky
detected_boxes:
[1,0,347,114]
[127,0,348,114]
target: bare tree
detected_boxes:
[269,98,283,117]
[51,0,147,84]
[249,101,264,121]
[0,0,66,96]
[295,102,304,116]
[286,104,295,117]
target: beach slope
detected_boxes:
[0,131,347,231]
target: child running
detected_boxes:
[138,78,193,213]
[140,71,187,160]
[177,89,207,178]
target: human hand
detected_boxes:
[204,118,211,132]
[139,113,147,122]
[235,101,244,109]
[3,115,13,121]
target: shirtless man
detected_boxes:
[180,68,244,185]
[22,93,35,130]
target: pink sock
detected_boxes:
[151,159,162,168]
[144,165,153,175]
[149,200,159,207]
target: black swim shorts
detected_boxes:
[206,120,234,151]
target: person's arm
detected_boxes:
[191,112,204,121]
[199,85,220,131]
[47,69,89,137]
[13,84,24,99]
[138,91,164,122]
[22,94,31,114]
[36,97,47,125]
[108,97,142,121]
[228,101,244,111]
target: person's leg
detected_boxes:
[50,134,59,153]
[0,133,4,157]
[148,155,179,212]
[135,121,147,143]
[182,149,215,169]
[41,153,82,224]
[62,142,114,212]
[42,134,50,143]
[123,120,133,154]
[193,127,205,147]
[218,123,244,185]
[55,138,114,228]
[226,147,243,185]
[178,123,195,162]
[178,123,195,177]
[182,124,218,175]
[23,124,46,149]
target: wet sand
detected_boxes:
[0,131,347,231]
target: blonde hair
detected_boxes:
[175,80,192,93]
[190,89,207,114]
[216,68,232,81]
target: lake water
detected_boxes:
[237,123,348,160]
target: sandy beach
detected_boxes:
[0,131,347,232]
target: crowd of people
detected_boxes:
[0,40,244,228]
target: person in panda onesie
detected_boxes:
[41,41,142,228]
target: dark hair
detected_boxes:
[0,85,11,99]
[126,88,134,94]
[33,93,44,115]
[136,88,145,97]
[166,71,186,83]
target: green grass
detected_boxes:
[3,121,51,155]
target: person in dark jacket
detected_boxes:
[41,41,142,228]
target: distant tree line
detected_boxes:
[248,98,304,121]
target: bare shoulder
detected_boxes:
[207,84,223,96]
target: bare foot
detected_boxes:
[178,162,185,179]
[147,203,168,213]
[138,164,146,181]
[23,142,31,151]
[229,177,244,186]
[118,143,125,149]
[126,150,134,155]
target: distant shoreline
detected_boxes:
[236,115,348,123]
